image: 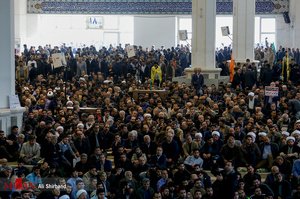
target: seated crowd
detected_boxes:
[1,43,300,199]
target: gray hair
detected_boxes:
[167,129,174,134]
[144,135,150,139]
[18,134,25,138]
[51,135,58,141]
[129,130,137,137]
[99,171,106,177]
[81,153,88,158]
[142,178,150,184]
[120,110,125,115]
[271,166,279,172]
[125,171,132,176]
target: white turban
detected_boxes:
[212,131,220,137]
[76,189,87,198]
[282,131,290,136]
[56,126,64,131]
[66,101,73,105]
[286,136,295,142]
[296,120,300,124]
[77,123,84,128]
[247,132,256,139]
[292,130,300,136]
[144,114,152,118]
[248,92,255,97]
[59,195,70,199]
[258,132,267,137]
[195,133,202,138]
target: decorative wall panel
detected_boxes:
[27,0,289,15]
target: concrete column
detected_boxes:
[14,0,27,54]
[182,0,226,86]
[0,0,25,135]
[0,0,15,109]
[289,0,300,48]
[191,0,216,70]
[232,0,256,63]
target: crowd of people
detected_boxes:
[1,43,300,199]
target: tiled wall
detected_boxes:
[27,0,289,15]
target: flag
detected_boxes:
[287,49,290,80]
[229,53,235,82]
[282,57,285,81]
[272,43,277,63]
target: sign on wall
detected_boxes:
[87,17,103,29]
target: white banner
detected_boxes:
[52,53,67,68]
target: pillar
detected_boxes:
[0,0,25,135]
[232,0,257,63]
[290,0,300,48]
[14,0,27,54]
[183,0,226,86]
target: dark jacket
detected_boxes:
[272,180,292,199]
[150,154,167,168]
[243,70,256,88]
[258,142,279,160]
[162,140,179,161]
[191,73,204,89]
[74,138,91,155]
[141,141,157,157]
[89,131,106,153]
[261,68,274,86]
[239,143,261,166]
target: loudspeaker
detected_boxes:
[283,12,290,24]
[179,30,188,41]
[221,26,230,36]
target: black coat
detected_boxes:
[88,131,106,153]
[258,142,279,160]
[272,180,292,199]
[74,138,91,155]
[232,73,242,88]
[261,68,274,86]
[243,70,256,88]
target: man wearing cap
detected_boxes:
[212,131,224,152]
[257,136,279,170]
[246,92,258,114]
[292,130,300,147]
[200,136,219,170]
[76,189,88,199]
[20,135,41,165]
[280,136,299,163]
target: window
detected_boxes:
[260,17,276,47]
[178,16,276,49]
[178,18,192,45]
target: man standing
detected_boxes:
[191,68,204,91]
[215,161,238,199]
